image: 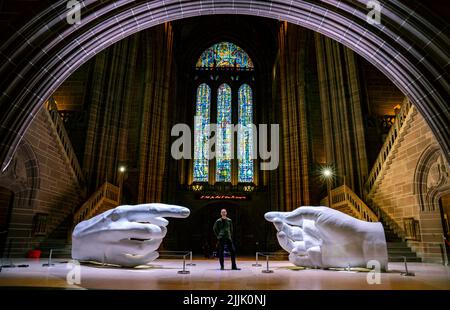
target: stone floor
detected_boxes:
[0,257,449,290]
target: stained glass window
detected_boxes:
[216,84,232,182]
[238,84,254,183]
[196,42,254,69]
[193,83,211,182]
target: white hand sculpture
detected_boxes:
[265,206,388,271]
[72,203,190,267]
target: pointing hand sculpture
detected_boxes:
[72,203,190,267]
[265,207,388,271]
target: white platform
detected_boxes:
[1,258,449,290]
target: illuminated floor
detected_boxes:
[0,258,449,290]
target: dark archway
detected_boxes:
[0,0,448,173]
[189,201,256,255]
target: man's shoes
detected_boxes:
[231,267,241,270]
[220,267,224,270]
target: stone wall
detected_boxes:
[52,66,89,112]
[0,108,83,257]
[367,105,450,263]
[80,25,174,204]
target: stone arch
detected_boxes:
[16,140,40,207]
[0,138,40,254]
[0,139,40,209]
[414,145,450,212]
[0,0,448,173]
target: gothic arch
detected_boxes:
[0,139,40,208]
[0,0,449,173]
[414,145,450,212]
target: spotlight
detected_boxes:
[322,168,332,178]
[119,166,126,173]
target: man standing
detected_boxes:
[213,209,240,270]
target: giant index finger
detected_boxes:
[116,203,190,222]
[265,207,323,226]
[272,218,303,241]
[283,207,324,226]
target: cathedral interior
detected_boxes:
[0,0,449,291]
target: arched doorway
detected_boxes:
[0,186,14,257]
[0,1,448,173]
[190,201,257,257]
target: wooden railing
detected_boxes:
[73,182,119,226]
[327,185,379,222]
[44,98,85,188]
[364,98,412,195]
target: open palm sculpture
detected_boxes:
[72,203,190,267]
[265,206,388,270]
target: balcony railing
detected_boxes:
[73,182,119,226]
[324,184,379,222]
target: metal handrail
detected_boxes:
[399,256,415,276]
[158,250,196,266]
[158,250,193,274]
[253,252,289,273]
[42,248,69,267]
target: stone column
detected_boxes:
[272,22,311,211]
[315,33,369,195]
[82,35,138,192]
[137,23,175,203]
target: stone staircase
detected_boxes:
[324,184,421,262]
[36,182,120,259]
[28,99,87,259]
[44,98,86,191]
[361,98,420,262]
[364,98,412,196]
[384,226,421,262]
[33,100,120,259]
